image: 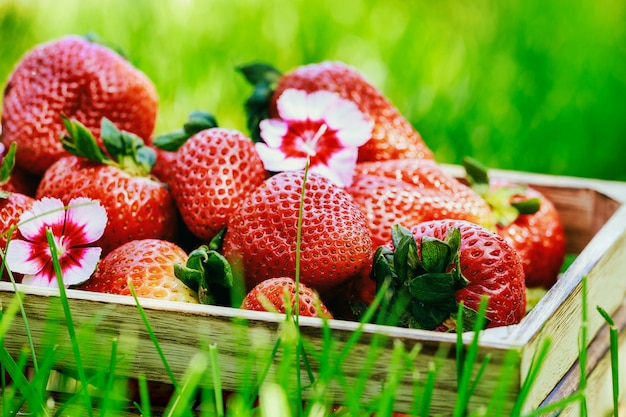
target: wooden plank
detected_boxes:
[540,299,626,416]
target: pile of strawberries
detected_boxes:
[0,35,567,332]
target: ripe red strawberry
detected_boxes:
[1,34,158,175]
[78,239,198,303]
[36,117,178,255]
[0,143,35,264]
[241,277,333,318]
[238,61,433,162]
[346,159,493,248]
[367,220,526,330]
[463,157,566,289]
[164,127,267,241]
[222,171,372,294]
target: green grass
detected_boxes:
[1,0,625,181]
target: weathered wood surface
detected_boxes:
[541,299,626,416]
[2,169,626,414]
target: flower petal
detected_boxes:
[18,197,65,241]
[276,89,310,121]
[65,197,108,245]
[5,239,45,275]
[305,90,340,121]
[22,272,57,288]
[324,100,372,148]
[313,147,359,187]
[259,119,289,148]
[255,143,307,172]
[59,247,102,286]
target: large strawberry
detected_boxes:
[366,220,526,330]
[221,171,372,295]
[36,117,178,255]
[78,239,198,303]
[241,277,333,319]
[346,159,493,248]
[158,124,267,242]
[238,61,433,162]
[1,34,158,175]
[463,157,566,288]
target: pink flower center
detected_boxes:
[283,121,341,167]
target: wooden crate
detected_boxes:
[2,167,626,415]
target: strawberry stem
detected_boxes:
[152,111,218,152]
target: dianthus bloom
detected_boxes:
[256,88,373,187]
[5,197,107,288]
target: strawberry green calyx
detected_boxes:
[0,142,17,198]
[371,224,484,331]
[174,238,234,306]
[61,116,156,177]
[462,156,540,227]
[237,62,283,143]
[152,111,218,152]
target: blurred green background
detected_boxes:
[1,0,625,181]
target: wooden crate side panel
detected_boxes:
[515,206,626,412]
[0,284,520,415]
[541,299,626,416]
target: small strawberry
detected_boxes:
[367,220,526,330]
[36,117,178,255]
[78,239,198,303]
[241,277,333,319]
[346,159,493,248]
[463,157,566,288]
[1,34,158,175]
[0,143,35,262]
[153,114,266,242]
[221,171,372,295]
[238,61,433,162]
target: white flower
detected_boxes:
[256,88,373,187]
[6,197,107,288]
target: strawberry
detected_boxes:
[221,171,372,295]
[367,220,526,330]
[169,128,266,241]
[238,61,433,162]
[241,277,332,319]
[463,157,566,289]
[346,159,493,249]
[35,117,178,255]
[78,239,198,303]
[0,143,35,262]
[1,34,158,176]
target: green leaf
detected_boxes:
[409,300,451,330]
[183,111,218,135]
[244,83,274,143]
[61,115,109,163]
[419,236,451,273]
[372,246,395,290]
[391,224,413,249]
[462,155,490,186]
[152,111,219,151]
[451,304,490,332]
[393,234,419,285]
[237,63,282,87]
[512,197,541,215]
[0,142,17,186]
[208,227,227,251]
[407,272,458,309]
[174,245,234,305]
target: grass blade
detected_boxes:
[597,306,619,417]
[209,344,224,417]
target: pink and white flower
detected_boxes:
[256,88,373,187]
[5,197,107,288]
